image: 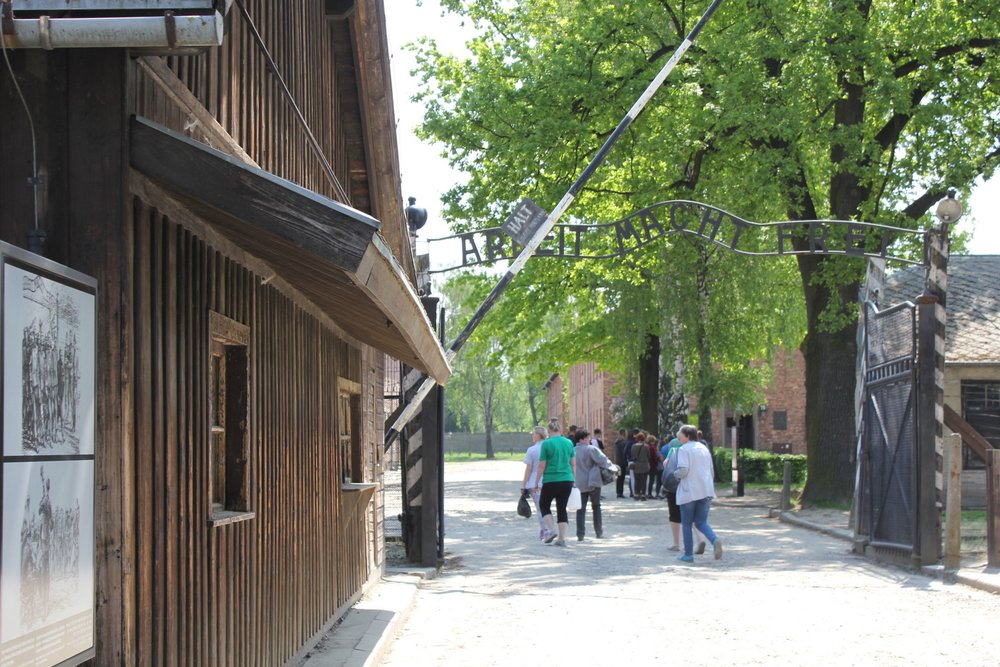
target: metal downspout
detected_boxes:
[2,13,223,49]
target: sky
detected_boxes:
[384,1,1000,273]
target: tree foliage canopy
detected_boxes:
[439,272,536,435]
[413,0,999,500]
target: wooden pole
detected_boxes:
[943,433,962,570]
[730,425,740,497]
[914,225,949,566]
[988,450,1000,568]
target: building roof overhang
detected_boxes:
[129,116,450,384]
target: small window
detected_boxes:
[208,312,252,525]
[772,411,788,431]
[338,378,362,483]
[961,381,1000,470]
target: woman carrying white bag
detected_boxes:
[572,429,616,541]
[533,419,576,547]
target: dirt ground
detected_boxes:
[380,460,1000,666]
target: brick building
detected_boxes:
[543,364,615,439]
[544,373,567,427]
[546,348,808,456]
[750,347,808,455]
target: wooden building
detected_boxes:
[1,1,449,664]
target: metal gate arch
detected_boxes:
[858,301,918,554]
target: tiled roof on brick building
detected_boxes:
[882,255,1000,363]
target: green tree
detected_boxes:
[440,272,535,456]
[415,0,999,501]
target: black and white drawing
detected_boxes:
[3,263,95,457]
[1,460,94,642]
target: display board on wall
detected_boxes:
[0,242,96,667]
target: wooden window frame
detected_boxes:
[207,311,254,527]
[338,378,363,484]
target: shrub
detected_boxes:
[712,448,807,485]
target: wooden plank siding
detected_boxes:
[136,0,414,278]
[128,196,373,665]
[1,2,409,663]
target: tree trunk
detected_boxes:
[479,368,496,461]
[796,253,860,504]
[698,403,714,446]
[527,381,539,427]
[800,318,858,503]
[695,250,713,444]
[638,334,660,432]
[485,428,495,459]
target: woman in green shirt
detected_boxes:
[533,419,576,546]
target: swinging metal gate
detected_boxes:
[857,301,918,554]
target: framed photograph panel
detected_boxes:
[1,242,96,666]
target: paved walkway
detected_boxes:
[300,461,1000,666]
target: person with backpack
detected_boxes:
[660,435,683,551]
[630,432,651,501]
[573,429,616,540]
[613,429,629,498]
[674,424,723,563]
[647,434,662,498]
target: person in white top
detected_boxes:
[674,424,723,563]
[521,426,548,539]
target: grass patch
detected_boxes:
[444,451,524,463]
[962,510,986,522]
[742,482,803,492]
[806,499,852,511]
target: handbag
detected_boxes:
[600,463,619,485]
[567,486,582,512]
[661,449,680,493]
[517,490,532,518]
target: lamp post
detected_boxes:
[405,196,431,296]
[934,188,963,230]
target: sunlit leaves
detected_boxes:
[413,0,998,425]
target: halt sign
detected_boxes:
[501,198,548,247]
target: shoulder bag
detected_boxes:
[661,449,681,493]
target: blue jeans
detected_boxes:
[680,497,718,556]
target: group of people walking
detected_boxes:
[521,420,615,546]
[522,420,723,563]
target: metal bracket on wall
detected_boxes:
[164,11,177,48]
[2,1,14,36]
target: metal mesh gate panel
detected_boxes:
[859,301,917,552]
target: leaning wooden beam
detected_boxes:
[944,404,995,463]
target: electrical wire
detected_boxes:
[233,0,351,205]
[1,22,41,232]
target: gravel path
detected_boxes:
[380,460,1000,666]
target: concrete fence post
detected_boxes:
[781,461,792,511]
[943,433,962,570]
[988,450,1000,568]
